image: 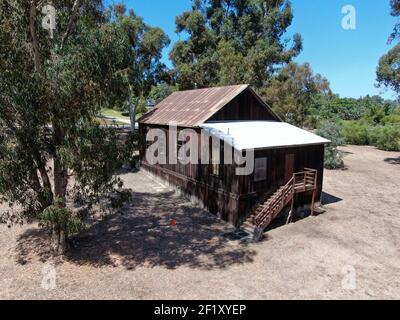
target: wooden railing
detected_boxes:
[254,168,318,232]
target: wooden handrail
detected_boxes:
[254,168,318,230]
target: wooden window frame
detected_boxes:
[210,140,221,178]
[158,131,166,157]
[254,157,268,182]
[177,131,185,161]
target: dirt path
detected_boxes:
[0,146,399,299]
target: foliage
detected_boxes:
[103,3,170,112]
[369,125,400,151]
[0,1,149,253]
[39,201,87,236]
[377,0,400,95]
[148,83,178,103]
[323,147,345,170]
[377,44,400,95]
[382,112,400,125]
[170,0,302,90]
[310,95,368,123]
[262,62,330,126]
[112,4,170,97]
[308,94,399,126]
[342,121,370,145]
[317,121,345,170]
[389,0,400,43]
[317,121,344,147]
[309,89,400,152]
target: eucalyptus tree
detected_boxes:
[170,0,302,90]
[262,62,331,126]
[377,0,400,96]
[0,1,168,253]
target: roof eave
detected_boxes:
[238,141,331,152]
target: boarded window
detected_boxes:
[158,132,166,156]
[254,157,267,182]
[177,131,184,160]
[211,141,220,177]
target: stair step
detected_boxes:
[242,221,255,228]
[244,217,255,224]
[248,169,318,235]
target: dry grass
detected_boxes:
[1,145,400,299]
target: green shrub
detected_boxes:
[39,204,87,236]
[316,121,345,170]
[303,115,319,129]
[316,121,344,147]
[369,125,400,151]
[324,146,345,170]
[363,106,387,124]
[342,121,370,145]
[382,114,400,125]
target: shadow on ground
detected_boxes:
[262,191,342,233]
[322,192,343,205]
[385,157,400,165]
[15,190,256,270]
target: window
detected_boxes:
[254,157,267,182]
[211,141,221,177]
[177,131,184,161]
[158,132,166,157]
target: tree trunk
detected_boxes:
[54,157,68,203]
[128,91,136,133]
[52,162,69,255]
[52,124,69,254]
[29,0,42,72]
[52,158,69,254]
[51,228,68,255]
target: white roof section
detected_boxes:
[200,121,331,151]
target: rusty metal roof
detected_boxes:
[139,84,250,127]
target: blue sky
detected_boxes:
[105,0,398,99]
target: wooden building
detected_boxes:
[139,85,329,237]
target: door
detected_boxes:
[285,153,295,183]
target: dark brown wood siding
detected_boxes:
[139,89,324,227]
[140,121,325,227]
[207,90,278,122]
[249,145,325,207]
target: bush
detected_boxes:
[39,204,87,236]
[342,121,370,145]
[303,115,319,129]
[382,113,400,125]
[324,147,345,170]
[316,121,345,170]
[369,125,400,151]
[316,121,344,147]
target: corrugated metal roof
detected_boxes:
[139,84,250,127]
[200,122,331,151]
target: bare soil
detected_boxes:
[0,145,399,300]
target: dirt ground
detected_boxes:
[0,145,399,300]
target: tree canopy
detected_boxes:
[389,0,400,43]
[0,1,168,253]
[170,0,302,90]
[377,0,400,96]
[377,44,400,95]
[262,62,331,126]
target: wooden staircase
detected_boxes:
[243,168,318,241]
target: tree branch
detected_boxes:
[60,0,80,51]
[29,0,42,72]
[35,155,53,195]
